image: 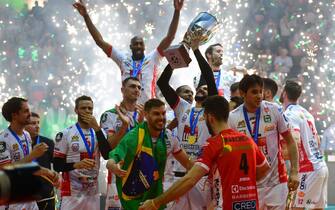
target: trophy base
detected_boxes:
[164,44,192,69]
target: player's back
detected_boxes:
[285,104,326,172]
[211,129,265,210]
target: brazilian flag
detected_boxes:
[109,122,167,210]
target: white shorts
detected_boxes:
[167,176,211,210]
[0,202,38,210]
[257,182,288,210]
[105,174,122,210]
[293,166,328,209]
[60,194,100,210]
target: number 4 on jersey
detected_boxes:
[240,153,249,175]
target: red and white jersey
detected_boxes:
[284,104,326,172]
[229,101,290,187]
[196,129,266,210]
[0,128,38,210]
[54,124,101,196]
[0,128,32,165]
[100,108,140,135]
[109,47,163,104]
[173,97,211,172]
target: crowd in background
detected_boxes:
[0,0,334,138]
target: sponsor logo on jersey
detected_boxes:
[71,135,79,142]
[298,191,305,197]
[56,132,63,142]
[264,124,275,132]
[264,115,272,123]
[298,198,304,205]
[237,120,246,128]
[12,143,19,151]
[300,174,307,190]
[264,107,270,113]
[0,142,6,153]
[13,152,21,161]
[233,200,256,210]
[71,143,80,152]
[232,185,239,193]
[100,113,108,123]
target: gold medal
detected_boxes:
[188,135,196,144]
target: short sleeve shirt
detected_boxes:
[0,128,32,166]
[53,124,101,196]
[109,47,163,104]
[284,104,326,172]
[228,101,290,187]
[173,97,211,172]
[196,129,266,210]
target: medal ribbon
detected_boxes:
[127,111,138,132]
[243,107,261,144]
[8,127,29,156]
[76,123,95,158]
[132,57,145,77]
[214,70,221,89]
[189,108,203,136]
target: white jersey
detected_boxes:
[284,104,326,172]
[109,47,163,104]
[100,108,140,135]
[54,124,101,196]
[228,101,290,187]
[0,128,38,210]
[174,97,211,172]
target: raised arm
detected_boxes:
[73,0,112,56]
[157,64,180,109]
[157,0,184,52]
[192,46,218,96]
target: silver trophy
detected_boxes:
[164,12,219,69]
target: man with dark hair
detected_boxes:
[106,98,192,210]
[157,39,218,209]
[0,97,57,210]
[195,43,241,99]
[281,81,328,210]
[25,112,56,210]
[139,96,270,210]
[73,0,184,104]
[53,95,110,210]
[100,76,144,209]
[263,78,278,102]
[228,74,299,210]
[230,82,240,97]
[229,96,244,111]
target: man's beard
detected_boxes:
[195,95,206,103]
[205,119,215,136]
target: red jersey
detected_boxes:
[196,129,266,210]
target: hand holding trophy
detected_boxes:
[164,12,219,69]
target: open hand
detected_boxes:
[73,0,88,16]
[174,0,184,11]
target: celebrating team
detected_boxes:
[0,0,328,210]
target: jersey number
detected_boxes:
[239,153,249,175]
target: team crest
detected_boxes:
[71,143,80,152]
[264,115,271,123]
[181,114,188,123]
